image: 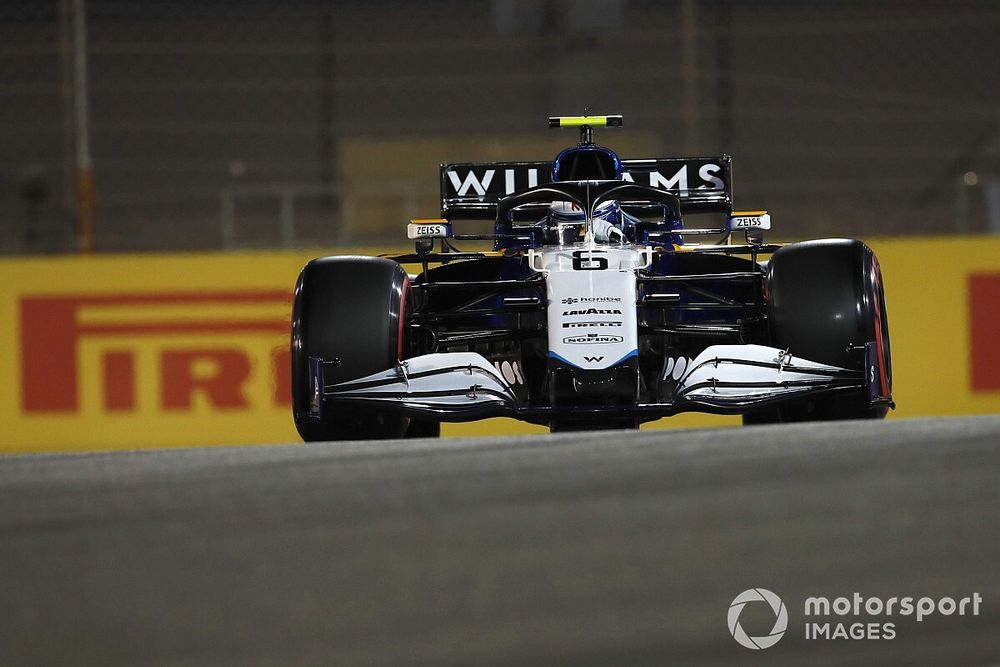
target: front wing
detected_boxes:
[302,344,892,424]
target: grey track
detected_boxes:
[1,416,998,666]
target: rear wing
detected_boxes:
[440,156,732,220]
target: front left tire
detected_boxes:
[743,238,892,424]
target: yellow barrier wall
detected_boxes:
[1,237,998,453]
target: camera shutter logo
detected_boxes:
[728,588,788,650]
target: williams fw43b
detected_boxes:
[291,115,894,440]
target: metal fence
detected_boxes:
[1,0,999,254]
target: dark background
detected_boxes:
[2,0,999,253]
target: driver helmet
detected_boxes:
[547,144,626,242]
[547,199,624,243]
[548,199,620,224]
[549,144,625,235]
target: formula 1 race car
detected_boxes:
[291,115,894,440]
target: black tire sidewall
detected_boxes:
[291,256,410,440]
[762,238,891,421]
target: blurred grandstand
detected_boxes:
[1,0,999,254]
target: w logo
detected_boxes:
[446,169,495,196]
[583,356,604,363]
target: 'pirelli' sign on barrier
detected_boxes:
[0,253,309,452]
[1,240,999,453]
[19,291,291,414]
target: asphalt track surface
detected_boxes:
[1,416,998,666]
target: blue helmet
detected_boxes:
[550,145,624,228]
[548,199,621,223]
[548,143,627,244]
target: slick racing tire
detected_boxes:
[291,256,437,441]
[744,239,892,424]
